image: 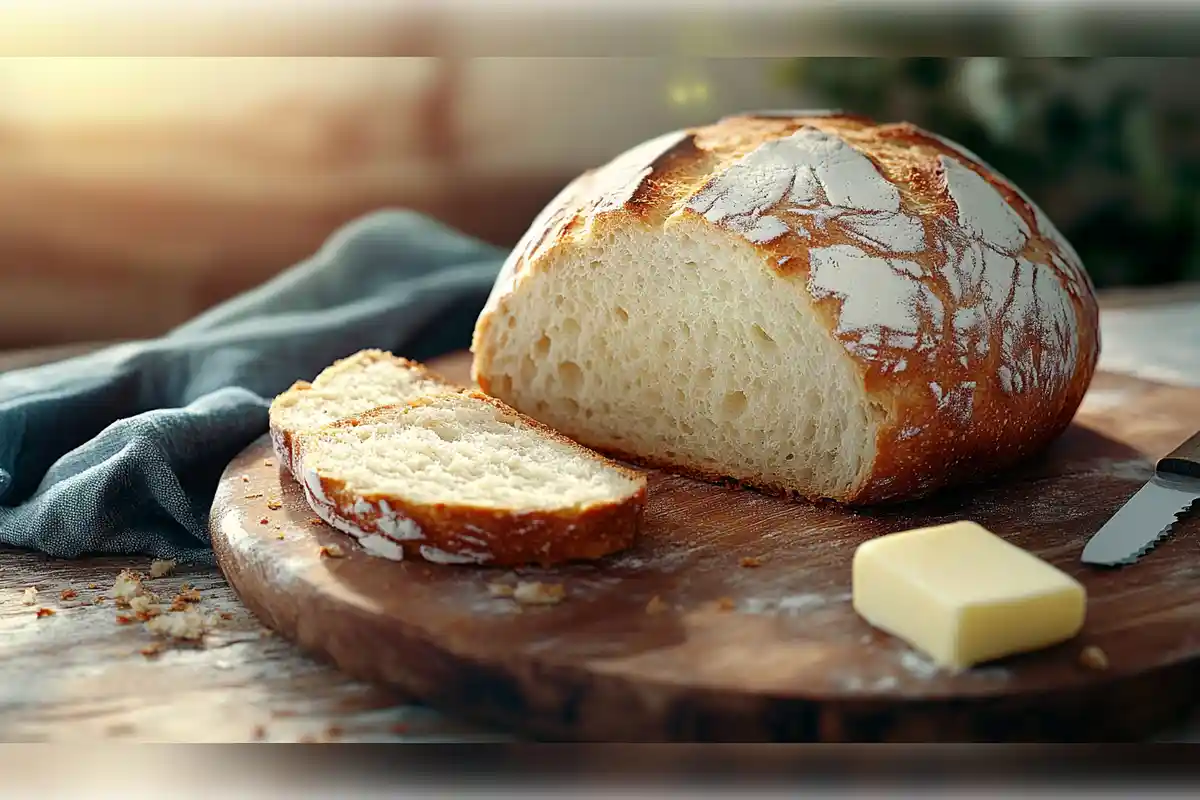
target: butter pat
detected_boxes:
[852,521,1086,671]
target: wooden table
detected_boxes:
[3,284,1200,743]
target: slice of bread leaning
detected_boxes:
[298,390,648,567]
[269,350,454,477]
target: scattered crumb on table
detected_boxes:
[21,586,38,605]
[241,474,251,483]
[739,556,763,568]
[149,559,177,579]
[35,607,55,618]
[487,582,515,598]
[645,595,668,615]
[1080,645,1109,671]
[129,595,162,619]
[112,569,147,608]
[266,498,283,510]
[716,596,736,612]
[319,544,345,559]
[259,517,269,526]
[60,588,78,601]
[512,582,565,605]
[146,608,207,641]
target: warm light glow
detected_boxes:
[667,80,712,108]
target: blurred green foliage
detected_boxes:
[777,58,1200,288]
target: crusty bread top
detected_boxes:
[473,112,1101,501]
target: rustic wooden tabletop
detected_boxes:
[3,283,1200,743]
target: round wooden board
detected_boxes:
[211,353,1200,742]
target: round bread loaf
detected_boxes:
[470,111,1100,504]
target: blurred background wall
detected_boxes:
[0,56,1196,349]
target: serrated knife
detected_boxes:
[1081,430,1200,567]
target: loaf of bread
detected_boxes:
[298,391,647,566]
[268,350,453,477]
[471,111,1100,504]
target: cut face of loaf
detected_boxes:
[268,350,453,477]
[299,391,647,567]
[471,112,1101,504]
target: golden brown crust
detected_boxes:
[301,391,648,567]
[472,112,1101,505]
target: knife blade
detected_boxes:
[1081,429,1200,567]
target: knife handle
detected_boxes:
[1158,430,1200,479]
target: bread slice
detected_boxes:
[297,390,648,567]
[268,350,453,477]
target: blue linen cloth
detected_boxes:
[0,211,506,565]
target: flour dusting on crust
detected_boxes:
[680,120,1089,410]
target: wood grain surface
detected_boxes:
[211,353,1200,742]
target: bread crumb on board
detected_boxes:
[645,595,668,615]
[241,474,251,483]
[59,588,78,601]
[266,498,283,511]
[512,582,565,605]
[35,607,55,618]
[112,570,150,608]
[487,582,515,598]
[129,595,162,619]
[21,587,38,606]
[145,608,207,642]
[140,642,166,658]
[739,556,763,568]
[715,596,736,612]
[319,544,345,559]
[1080,645,1109,671]
[176,586,201,604]
[149,559,177,579]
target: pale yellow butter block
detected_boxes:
[852,521,1087,671]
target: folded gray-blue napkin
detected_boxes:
[0,210,505,565]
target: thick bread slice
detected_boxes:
[298,390,648,567]
[268,350,453,477]
[471,111,1100,505]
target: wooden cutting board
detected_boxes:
[211,352,1200,742]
